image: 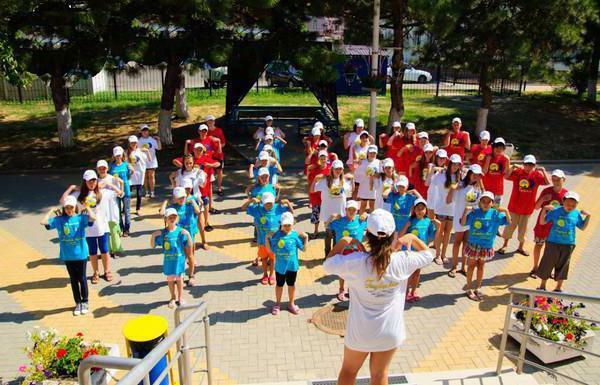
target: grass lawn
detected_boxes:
[0,88,598,171]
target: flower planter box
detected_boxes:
[508,314,595,364]
[37,344,120,385]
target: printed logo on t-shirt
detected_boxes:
[329,185,342,196]
[164,241,171,250]
[473,220,483,229]
[477,153,485,161]
[256,194,262,200]
[550,200,560,207]
[557,218,566,228]
[466,191,478,203]
[63,225,71,235]
[277,239,285,249]
[358,152,367,160]
[342,230,350,237]
[85,195,97,208]
[451,138,460,146]
[129,155,137,164]
[364,277,400,297]
[142,143,150,149]
[489,163,499,172]
[415,155,422,162]
[394,202,400,210]
[411,229,419,236]
[519,179,533,191]
[260,217,267,225]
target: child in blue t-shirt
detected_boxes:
[537,191,591,292]
[242,192,294,285]
[460,191,511,301]
[265,212,308,315]
[384,176,422,232]
[245,168,279,244]
[326,200,368,301]
[151,207,192,308]
[41,196,96,316]
[398,199,440,302]
[109,146,134,236]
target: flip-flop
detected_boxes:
[406,293,415,302]
[104,271,114,282]
[410,295,421,302]
[91,274,100,284]
[475,290,484,301]
[271,305,281,315]
[516,249,530,256]
[529,270,538,279]
[458,269,467,276]
[288,304,300,315]
[260,276,269,285]
[536,287,546,291]
[553,289,563,293]
[497,248,506,255]
[434,258,444,265]
[336,291,347,301]
[467,290,479,301]
[268,276,275,285]
[448,270,457,278]
[252,258,259,266]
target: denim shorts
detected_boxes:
[87,233,109,255]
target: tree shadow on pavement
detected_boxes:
[0,308,74,323]
[92,301,166,317]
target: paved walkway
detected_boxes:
[1,162,599,385]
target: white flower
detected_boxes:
[535,324,542,332]
[556,332,565,342]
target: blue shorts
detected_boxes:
[87,233,109,255]
[201,196,209,206]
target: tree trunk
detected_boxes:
[175,71,189,119]
[476,62,492,134]
[159,62,183,145]
[50,74,74,148]
[587,29,600,103]
[387,0,407,129]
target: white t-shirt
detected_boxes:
[349,142,369,167]
[72,191,109,238]
[426,169,443,209]
[175,168,207,197]
[127,149,148,186]
[254,126,284,141]
[356,159,380,200]
[452,184,483,232]
[345,132,360,165]
[100,188,120,223]
[429,172,457,217]
[374,176,394,210]
[324,249,434,352]
[138,137,159,168]
[315,177,353,223]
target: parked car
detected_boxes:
[202,66,228,88]
[265,61,303,87]
[387,64,432,83]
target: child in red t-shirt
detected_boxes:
[498,155,549,256]
[443,117,471,159]
[530,169,568,278]
[482,137,510,205]
[206,115,227,196]
[468,130,492,167]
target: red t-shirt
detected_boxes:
[482,154,509,195]
[308,152,336,168]
[470,144,492,167]
[507,168,547,215]
[533,187,568,239]
[208,127,226,160]
[386,135,407,159]
[187,136,221,156]
[308,165,331,206]
[446,130,470,158]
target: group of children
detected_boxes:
[43,113,591,316]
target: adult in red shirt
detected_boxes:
[395,123,417,174]
[482,137,510,204]
[443,117,471,159]
[307,151,332,237]
[498,154,549,256]
[468,130,492,167]
[530,169,568,278]
[206,115,227,196]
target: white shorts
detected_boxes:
[358,181,376,200]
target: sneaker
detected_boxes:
[80,302,89,315]
[73,303,82,316]
[150,192,156,199]
[145,192,151,198]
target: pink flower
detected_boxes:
[18,365,27,373]
[36,364,44,371]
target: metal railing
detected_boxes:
[496,287,600,385]
[78,301,212,385]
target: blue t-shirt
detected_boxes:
[269,230,304,274]
[466,208,508,248]
[250,184,277,200]
[546,207,585,245]
[168,201,197,236]
[406,217,437,244]
[253,165,279,184]
[385,192,417,231]
[258,140,285,160]
[109,162,132,197]
[246,203,288,245]
[328,216,368,243]
[46,214,92,261]
[155,227,188,276]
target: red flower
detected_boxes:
[566,332,574,341]
[56,348,67,359]
[83,348,98,360]
[76,332,84,337]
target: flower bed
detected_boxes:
[18,328,119,385]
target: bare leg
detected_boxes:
[147,169,156,195]
[275,285,283,305]
[368,348,397,385]
[368,200,375,213]
[476,259,485,289]
[261,258,268,277]
[217,168,223,192]
[167,280,176,300]
[532,243,543,272]
[452,232,465,270]
[288,285,296,306]
[100,253,110,274]
[337,347,369,385]
[441,220,452,262]
[359,199,367,215]
[90,255,99,276]
[176,278,184,302]
[466,258,476,290]
[554,279,564,291]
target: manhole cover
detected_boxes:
[311,303,348,336]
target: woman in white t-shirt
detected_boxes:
[126,135,151,215]
[447,163,484,278]
[354,145,380,213]
[137,125,162,198]
[96,160,123,258]
[373,158,396,211]
[323,209,433,385]
[427,154,462,265]
[425,149,448,220]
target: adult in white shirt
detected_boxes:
[253,116,286,141]
[324,209,433,385]
[354,145,380,213]
[126,135,151,215]
[137,125,162,198]
[96,160,124,258]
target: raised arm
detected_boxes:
[150,230,161,248]
[60,185,79,204]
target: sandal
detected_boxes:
[411,295,421,302]
[336,291,347,301]
[406,293,415,302]
[104,271,114,282]
[448,269,457,278]
[475,290,484,301]
[209,208,219,215]
[434,257,444,265]
[217,189,224,197]
[553,288,563,293]
[467,290,479,301]
[497,248,506,255]
[458,269,467,276]
[268,275,275,285]
[91,273,100,284]
[529,270,538,279]
[536,286,546,291]
[516,248,530,256]
[187,277,196,287]
[252,258,259,267]
[205,225,214,232]
[309,233,318,240]
[271,305,280,315]
[260,276,269,285]
[288,304,300,315]
[168,299,177,309]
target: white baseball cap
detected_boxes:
[452,117,462,124]
[182,178,194,189]
[449,154,462,164]
[314,121,324,129]
[139,124,150,131]
[198,124,209,131]
[264,115,273,121]
[164,207,178,218]
[311,127,321,136]
[523,154,537,164]
[318,139,328,147]
[264,134,274,141]
[345,200,359,210]
[551,169,566,179]
[261,192,275,204]
[413,198,427,207]
[396,175,409,188]
[63,195,78,208]
[83,170,98,181]
[406,122,416,131]
[173,187,186,199]
[128,135,139,143]
[354,118,365,127]
[382,158,394,168]
[194,143,205,150]
[318,150,328,158]
[469,164,483,175]
[96,159,108,169]
[564,191,580,202]
[480,191,495,201]
[436,149,448,158]
[113,146,124,157]
[263,144,273,152]
[265,127,275,135]
[367,145,378,153]
[392,121,401,128]
[494,137,506,145]
[358,130,369,137]
[479,130,491,141]
[258,167,270,176]
[258,151,270,160]
[423,143,434,152]
[417,131,429,139]
[367,209,395,236]
[280,212,294,226]
[205,114,215,121]
[332,160,344,169]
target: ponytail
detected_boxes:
[366,232,395,280]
